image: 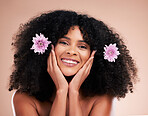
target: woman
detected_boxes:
[9,10,137,116]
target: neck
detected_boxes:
[64,75,74,83]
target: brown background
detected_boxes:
[0,0,148,116]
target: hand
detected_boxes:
[47,45,68,91]
[69,50,96,92]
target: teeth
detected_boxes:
[62,59,78,64]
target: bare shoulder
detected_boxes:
[13,91,39,116]
[94,94,113,104]
[13,91,36,106]
[89,95,113,116]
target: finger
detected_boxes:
[76,56,94,81]
[50,45,65,78]
[82,50,96,68]
[49,44,57,68]
[83,50,96,68]
[51,44,54,51]
[47,45,54,70]
[48,46,59,85]
[51,45,58,68]
[82,57,94,76]
[73,59,93,89]
[83,56,94,69]
[70,51,96,90]
[90,50,97,57]
[85,58,94,74]
[86,50,96,69]
[79,53,95,77]
[72,57,94,90]
[78,59,94,86]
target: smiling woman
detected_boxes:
[9,10,137,116]
[55,26,91,76]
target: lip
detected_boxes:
[61,58,79,67]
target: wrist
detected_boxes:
[56,88,68,95]
[56,82,68,92]
[68,82,79,92]
[69,87,79,96]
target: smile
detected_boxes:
[61,58,79,66]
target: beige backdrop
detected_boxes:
[0,0,148,116]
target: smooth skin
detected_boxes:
[13,26,113,116]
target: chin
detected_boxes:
[63,72,76,77]
[61,69,77,77]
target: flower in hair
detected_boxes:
[103,43,120,62]
[30,33,51,54]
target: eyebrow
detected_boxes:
[62,36,86,43]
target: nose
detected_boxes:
[66,46,77,56]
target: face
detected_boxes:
[55,26,91,76]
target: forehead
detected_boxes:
[58,26,91,46]
[61,27,88,44]
[67,26,91,44]
[60,36,86,43]
[66,26,83,39]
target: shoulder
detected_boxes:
[13,91,39,116]
[13,91,36,106]
[89,95,113,116]
[94,94,113,105]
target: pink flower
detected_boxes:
[103,43,120,62]
[30,33,51,54]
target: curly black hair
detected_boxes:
[9,10,137,101]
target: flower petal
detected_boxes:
[103,43,120,62]
[30,33,51,54]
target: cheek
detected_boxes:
[54,46,61,62]
[81,51,91,63]
[55,45,63,56]
[54,46,66,63]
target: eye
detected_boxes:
[59,41,68,45]
[78,45,87,49]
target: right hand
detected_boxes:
[47,45,68,91]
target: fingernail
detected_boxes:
[92,50,97,56]
[51,44,55,50]
[91,57,94,60]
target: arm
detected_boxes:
[14,45,68,116]
[89,95,113,116]
[68,89,83,116]
[49,89,68,116]
[68,51,96,116]
[47,45,68,116]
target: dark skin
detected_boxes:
[13,26,113,116]
[13,91,113,116]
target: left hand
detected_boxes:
[69,50,96,92]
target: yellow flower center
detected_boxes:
[109,51,113,55]
[38,42,43,46]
